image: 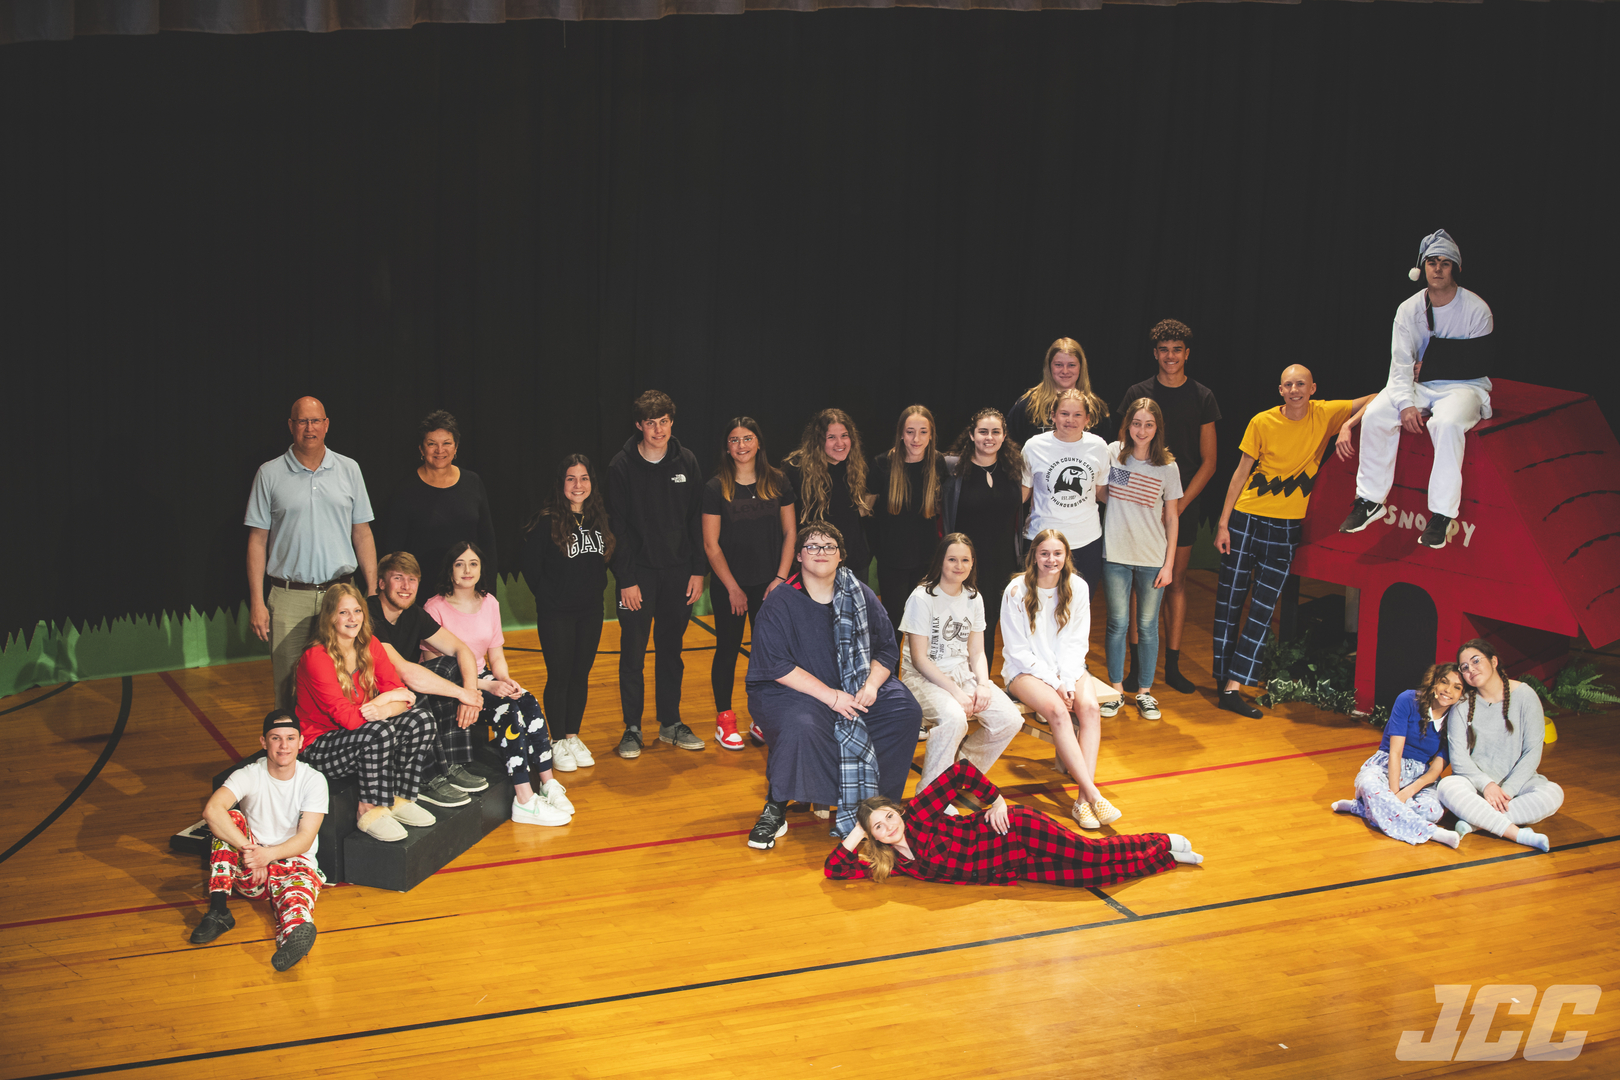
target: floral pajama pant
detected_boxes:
[1345,751,1443,845]
[208,810,323,943]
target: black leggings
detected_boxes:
[710,580,769,711]
[535,605,605,739]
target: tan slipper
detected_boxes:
[391,798,436,828]
[358,806,407,842]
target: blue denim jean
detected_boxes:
[1103,561,1165,689]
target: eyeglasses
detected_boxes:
[802,543,839,555]
[294,418,328,427]
[727,435,757,445]
[1459,655,1490,671]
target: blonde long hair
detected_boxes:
[885,404,943,519]
[785,408,871,521]
[1115,397,1177,467]
[312,583,377,702]
[1019,529,1077,634]
[1016,338,1093,430]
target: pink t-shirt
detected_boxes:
[421,593,504,673]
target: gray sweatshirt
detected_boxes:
[1445,683,1547,797]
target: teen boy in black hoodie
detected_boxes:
[608,390,710,758]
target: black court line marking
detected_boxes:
[0,681,75,717]
[1087,887,1138,919]
[25,832,1618,1080]
[0,676,132,866]
[108,914,458,961]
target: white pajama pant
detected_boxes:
[1354,379,1491,519]
[905,668,1024,790]
[1437,774,1564,838]
[1346,751,1444,845]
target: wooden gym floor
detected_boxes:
[2,570,1617,1079]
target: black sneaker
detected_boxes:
[659,722,706,751]
[1418,513,1453,549]
[418,774,472,807]
[616,727,643,759]
[189,908,235,945]
[1218,690,1263,719]
[271,922,317,971]
[445,764,489,792]
[1339,497,1385,534]
[748,800,789,850]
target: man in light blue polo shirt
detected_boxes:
[246,396,378,710]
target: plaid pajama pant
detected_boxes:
[300,706,438,805]
[833,715,882,838]
[208,810,323,944]
[1009,807,1177,887]
[1213,510,1300,688]
[416,654,473,766]
[484,686,554,786]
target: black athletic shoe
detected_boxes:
[189,908,235,945]
[616,727,643,760]
[1218,690,1264,719]
[1339,497,1385,534]
[748,800,789,850]
[1418,513,1453,549]
[271,922,317,971]
[418,774,472,807]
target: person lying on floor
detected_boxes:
[824,759,1202,886]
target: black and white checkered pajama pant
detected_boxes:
[417,654,474,767]
[1213,510,1300,688]
[301,707,438,805]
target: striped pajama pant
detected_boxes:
[1213,510,1300,688]
[1438,774,1564,837]
[301,707,438,805]
[208,810,323,944]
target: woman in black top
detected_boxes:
[386,410,499,582]
[521,454,613,771]
[943,407,1027,665]
[1006,338,1096,447]
[782,408,874,582]
[702,417,797,751]
[869,404,951,648]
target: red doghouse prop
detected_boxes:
[1292,380,1620,712]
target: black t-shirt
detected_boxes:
[869,455,950,570]
[784,459,873,578]
[701,476,792,587]
[366,596,440,661]
[1117,377,1221,492]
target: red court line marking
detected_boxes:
[159,671,245,762]
[2,743,1375,930]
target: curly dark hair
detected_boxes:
[1149,319,1193,348]
[418,409,461,445]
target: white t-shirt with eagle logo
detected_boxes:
[1021,430,1110,547]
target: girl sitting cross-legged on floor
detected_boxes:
[824,759,1202,885]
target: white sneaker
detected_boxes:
[551,738,578,773]
[540,778,575,816]
[513,795,571,827]
[566,735,595,767]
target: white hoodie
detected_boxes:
[999,574,1090,690]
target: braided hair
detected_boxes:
[1459,638,1512,753]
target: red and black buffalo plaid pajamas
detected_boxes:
[824,759,1176,887]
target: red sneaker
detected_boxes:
[749,722,766,747]
[715,711,745,751]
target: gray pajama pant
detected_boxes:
[905,668,1024,790]
[1343,751,1444,845]
[1437,774,1564,838]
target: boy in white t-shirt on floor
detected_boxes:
[190,710,329,971]
[899,533,1025,789]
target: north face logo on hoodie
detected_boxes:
[671,474,687,483]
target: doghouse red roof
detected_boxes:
[1293,380,1620,649]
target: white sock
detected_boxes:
[1330,799,1359,814]
[1515,827,1550,852]
[1429,827,1461,849]
[1170,849,1204,865]
[1167,833,1192,853]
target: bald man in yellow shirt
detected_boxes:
[1212,366,1375,716]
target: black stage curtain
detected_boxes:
[7,0,1600,47]
[2,4,1616,638]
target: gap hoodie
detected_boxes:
[607,433,707,589]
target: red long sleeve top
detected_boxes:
[296,638,404,745]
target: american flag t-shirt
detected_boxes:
[1107,464,1164,508]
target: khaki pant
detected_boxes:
[268,585,325,712]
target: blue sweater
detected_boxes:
[1380,689,1448,764]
